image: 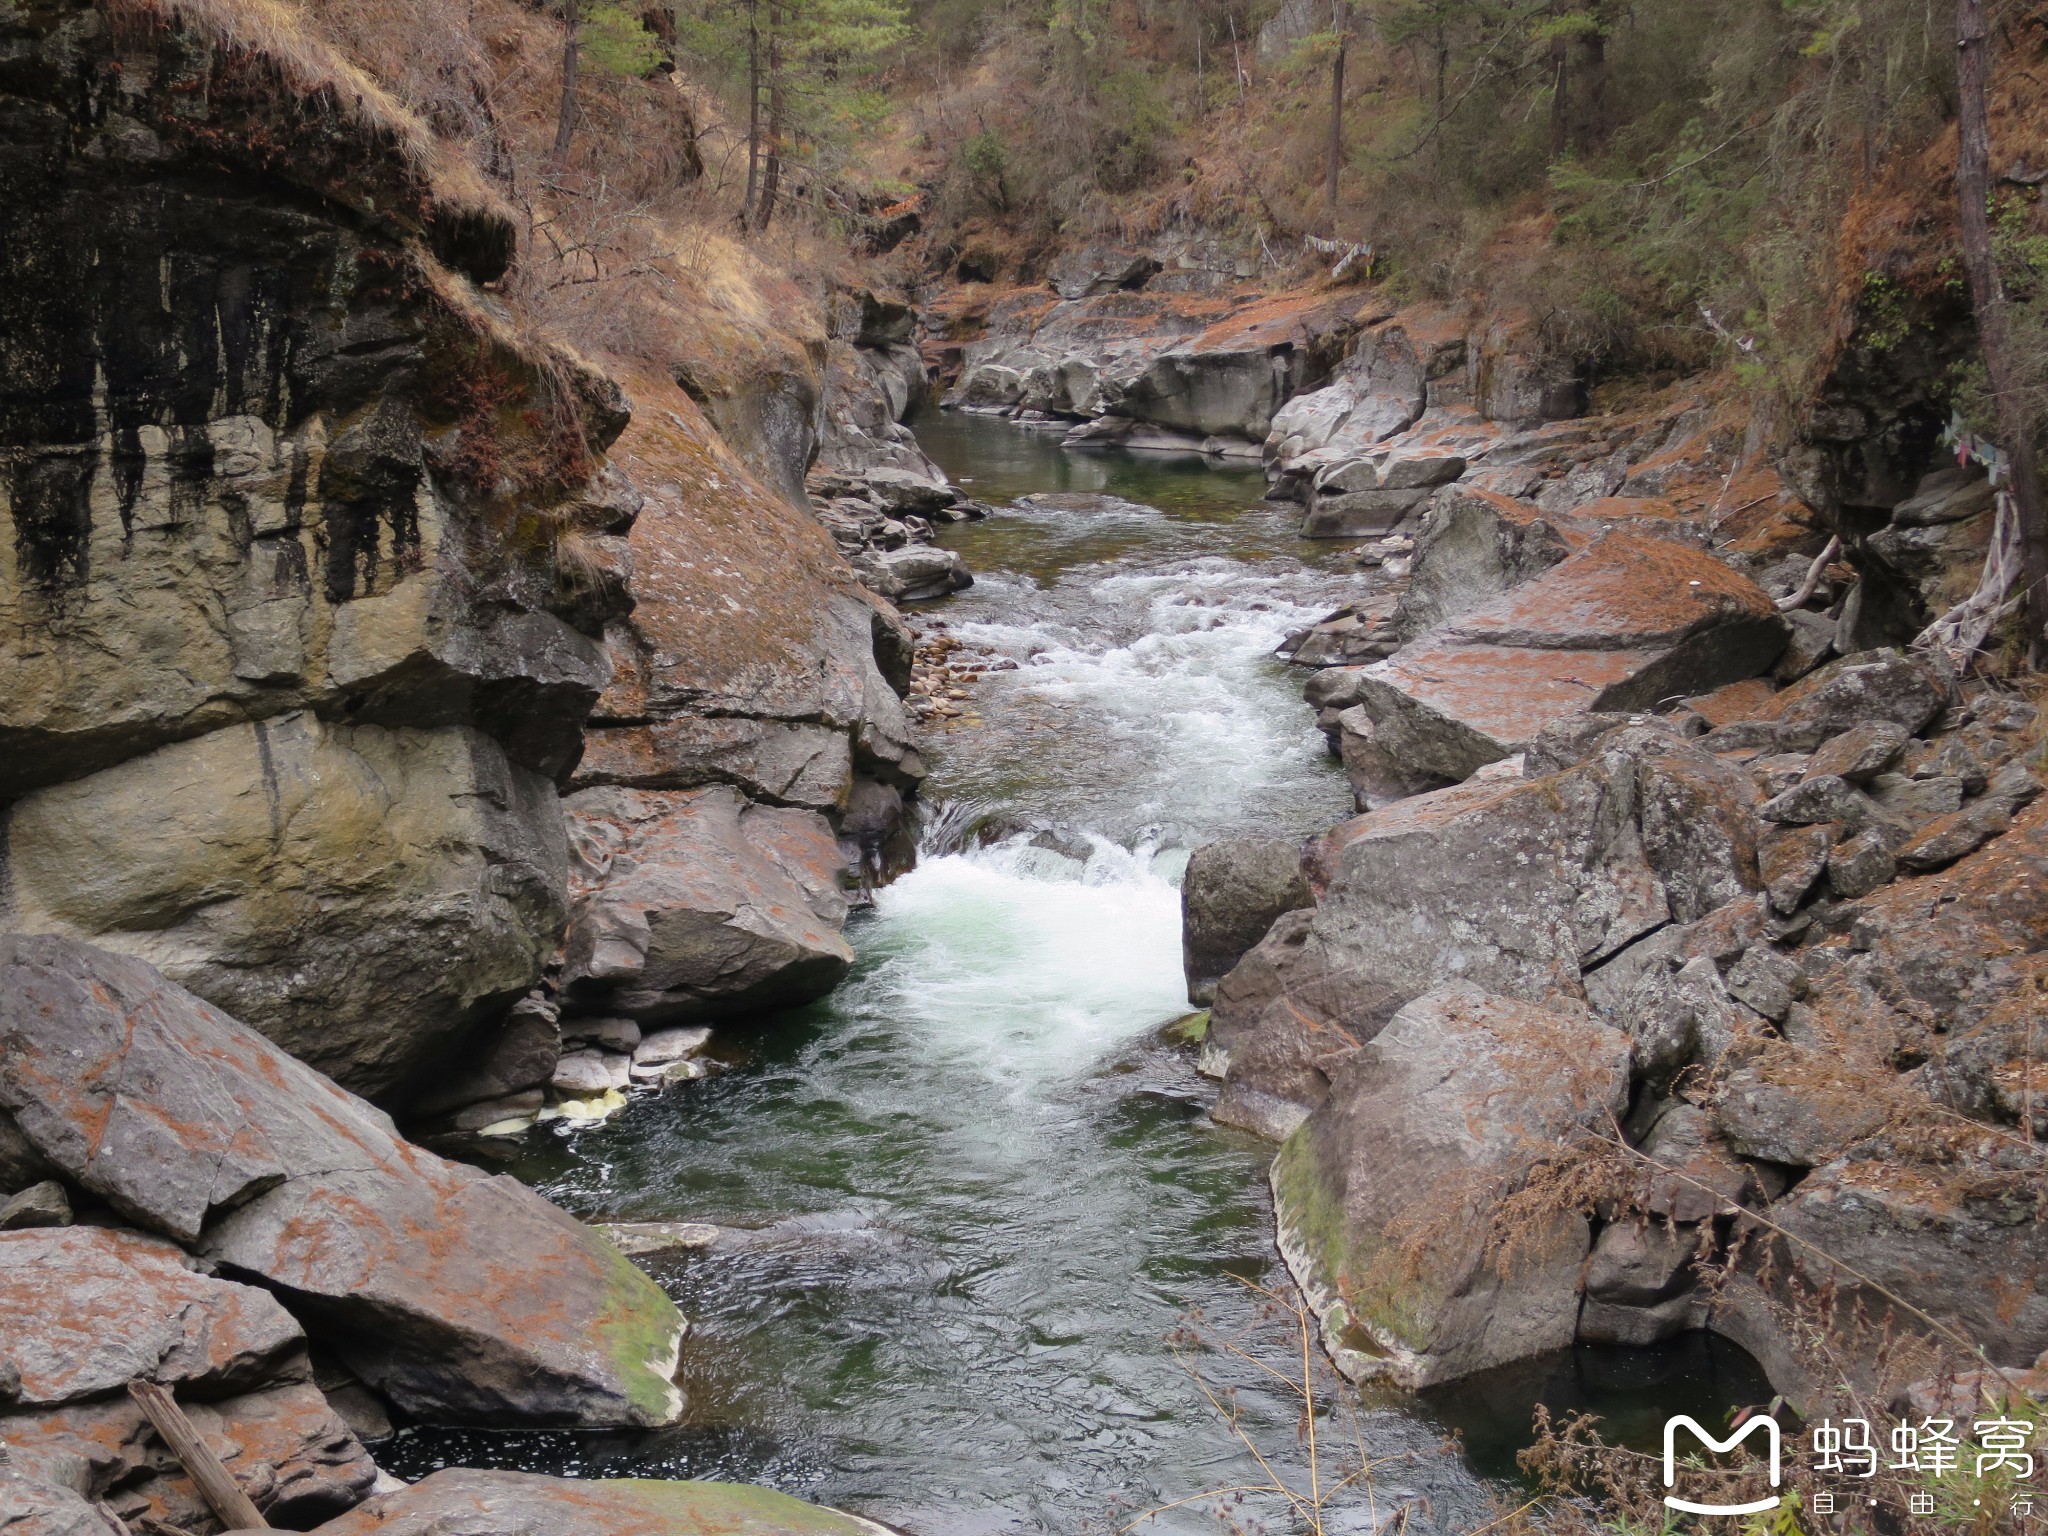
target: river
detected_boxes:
[382,411,1769,1534]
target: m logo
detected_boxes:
[1663,1414,1783,1516]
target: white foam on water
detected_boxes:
[851,837,1186,1095]
[952,562,1344,830]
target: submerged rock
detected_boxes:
[310,1467,892,1536]
[0,935,687,1429]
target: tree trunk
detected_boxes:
[1577,24,1606,149]
[758,2,783,232]
[129,1382,270,1533]
[1324,0,1349,219]
[1547,33,1569,159]
[1956,0,2048,662]
[552,0,580,160]
[742,0,762,227]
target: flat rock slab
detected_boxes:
[0,1227,304,1406]
[562,786,853,1023]
[0,934,686,1429]
[313,1468,891,1536]
[1355,532,1786,781]
[1273,985,1631,1388]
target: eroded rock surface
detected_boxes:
[1273,986,1630,1387]
[561,786,854,1023]
[0,935,685,1429]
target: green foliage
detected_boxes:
[583,3,665,76]
[673,0,910,185]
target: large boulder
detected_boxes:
[0,935,687,1429]
[1391,487,1582,639]
[0,8,623,1105]
[1209,730,1761,1137]
[561,786,854,1023]
[0,715,568,1102]
[311,1468,890,1536]
[1272,986,1631,1387]
[1768,1158,2048,1370]
[1180,837,1311,1006]
[1351,533,1786,782]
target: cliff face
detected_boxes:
[0,1,921,1105]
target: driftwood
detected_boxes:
[126,1381,271,1532]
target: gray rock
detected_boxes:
[1758,823,1831,913]
[1724,945,1805,1022]
[850,545,973,602]
[1583,1221,1699,1306]
[1206,911,1385,1132]
[633,1026,714,1067]
[1804,721,1908,782]
[1868,771,1965,823]
[1758,773,1882,829]
[1638,1102,1767,1222]
[552,1050,633,1094]
[561,786,854,1023]
[1380,455,1468,490]
[1391,486,1578,641]
[1353,533,1786,782]
[1,716,571,1105]
[1826,827,1897,899]
[1714,1061,1889,1167]
[420,1089,545,1135]
[0,1182,70,1231]
[1768,1157,2048,1367]
[409,995,562,1119]
[0,1467,128,1536]
[1897,799,2015,872]
[1300,488,1428,538]
[1180,839,1312,1006]
[1773,608,1836,682]
[0,935,687,1428]
[1273,985,1631,1388]
[1759,649,1951,750]
[561,1016,643,1052]
[0,1227,305,1406]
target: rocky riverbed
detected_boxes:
[4,4,2044,1530]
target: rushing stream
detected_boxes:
[384,412,1770,1534]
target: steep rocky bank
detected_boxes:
[0,4,947,1532]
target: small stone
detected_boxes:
[427,1088,546,1134]
[628,1058,706,1088]
[1827,827,1898,899]
[1896,799,2014,872]
[1724,945,1805,1022]
[1758,824,1832,914]
[1868,772,1965,823]
[1758,773,1882,829]
[1804,721,1908,783]
[631,1027,712,1067]
[598,1222,722,1258]
[0,1181,72,1230]
[1752,752,1812,796]
[550,1050,632,1094]
[560,1016,642,1053]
